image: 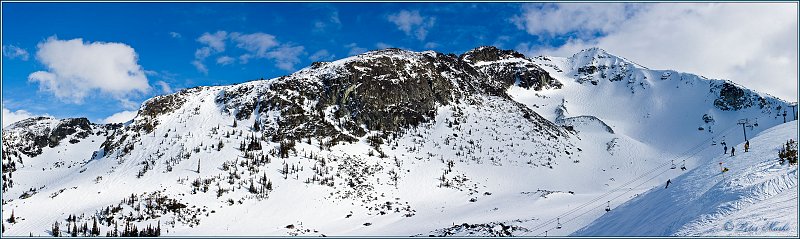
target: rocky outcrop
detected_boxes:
[2,117,97,157]
[213,47,566,144]
[462,46,563,91]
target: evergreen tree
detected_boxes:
[8,210,15,223]
[51,221,60,237]
[91,217,99,236]
[113,221,119,237]
[253,119,261,132]
[248,180,257,194]
[233,119,237,127]
[71,222,77,237]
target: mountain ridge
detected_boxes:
[1,45,794,236]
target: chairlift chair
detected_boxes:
[556,218,562,229]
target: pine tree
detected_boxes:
[248,180,257,194]
[8,210,15,223]
[113,221,119,237]
[71,222,77,237]
[233,119,237,127]
[51,221,60,237]
[253,119,261,132]
[91,217,99,236]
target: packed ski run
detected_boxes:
[2,46,796,236]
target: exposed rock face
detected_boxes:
[48,118,92,147]
[462,46,563,91]
[212,47,565,145]
[713,82,752,111]
[712,82,779,112]
[2,117,97,157]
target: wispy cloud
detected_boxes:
[345,43,367,56]
[309,49,333,61]
[376,42,393,49]
[2,45,29,60]
[192,31,306,73]
[387,10,436,41]
[265,44,305,71]
[216,56,235,65]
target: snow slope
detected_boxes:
[1,47,794,237]
[574,121,798,236]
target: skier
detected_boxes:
[744,141,750,152]
[724,145,728,154]
[731,147,735,156]
[665,179,672,189]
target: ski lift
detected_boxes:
[605,201,611,212]
[556,218,562,229]
[670,160,677,169]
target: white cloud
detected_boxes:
[309,49,333,61]
[2,108,48,128]
[169,32,182,38]
[387,10,436,41]
[101,110,138,124]
[193,31,229,74]
[155,80,172,94]
[197,31,228,52]
[238,54,253,64]
[518,3,798,102]
[191,60,208,74]
[512,3,633,37]
[27,37,151,104]
[265,44,305,71]
[346,43,367,56]
[192,31,306,73]
[230,32,278,57]
[2,45,29,60]
[216,56,234,65]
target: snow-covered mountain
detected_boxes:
[1,46,795,236]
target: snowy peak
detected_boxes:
[459,46,527,63]
[460,46,563,91]
[566,48,649,86]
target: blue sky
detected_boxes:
[2,2,797,125]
